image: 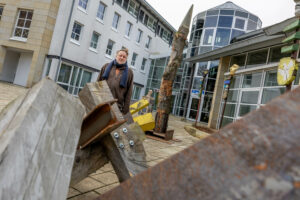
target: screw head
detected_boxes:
[114,132,119,139]
[122,128,128,133]
[129,140,134,146]
[119,143,125,149]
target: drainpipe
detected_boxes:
[55,0,76,81]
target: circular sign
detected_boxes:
[277,57,298,86]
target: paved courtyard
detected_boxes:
[0,81,201,200]
[67,115,200,199]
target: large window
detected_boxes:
[13,9,33,39]
[242,72,262,88]
[112,12,120,29]
[203,29,214,45]
[106,40,115,56]
[96,2,106,20]
[268,46,290,63]
[234,18,245,29]
[136,29,143,43]
[71,22,82,41]
[78,0,88,10]
[128,0,138,17]
[214,28,230,46]
[57,63,92,95]
[90,32,100,50]
[231,29,245,41]
[246,49,268,68]
[131,53,138,66]
[218,16,233,28]
[230,54,246,68]
[125,21,132,37]
[204,16,218,27]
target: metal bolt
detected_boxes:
[122,128,128,133]
[119,143,125,149]
[129,140,134,146]
[114,132,119,139]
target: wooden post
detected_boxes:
[155,5,193,133]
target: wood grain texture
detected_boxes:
[78,82,147,176]
[0,78,85,200]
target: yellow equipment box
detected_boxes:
[129,99,149,115]
[133,113,155,132]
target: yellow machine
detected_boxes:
[129,99,149,115]
[130,99,155,132]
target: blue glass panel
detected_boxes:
[203,29,214,45]
[235,18,245,29]
[220,10,234,15]
[249,14,259,22]
[214,28,231,46]
[218,16,233,28]
[247,20,257,30]
[204,16,218,27]
[231,29,245,41]
[206,9,219,16]
[235,11,248,18]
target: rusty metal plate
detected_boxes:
[96,87,300,200]
[79,100,125,149]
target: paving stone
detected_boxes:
[95,183,119,195]
[99,162,114,172]
[72,177,105,193]
[68,191,100,200]
[67,188,81,198]
[91,172,119,185]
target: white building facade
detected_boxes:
[44,0,175,99]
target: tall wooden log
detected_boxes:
[0,78,85,200]
[155,5,193,133]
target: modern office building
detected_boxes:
[146,1,262,120]
[186,17,300,129]
[0,0,175,101]
[185,1,262,124]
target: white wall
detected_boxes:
[48,0,172,91]
[14,52,33,86]
[0,51,20,83]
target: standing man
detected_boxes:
[97,48,133,116]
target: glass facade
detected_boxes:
[185,2,262,124]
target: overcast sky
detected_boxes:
[146,0,295,29]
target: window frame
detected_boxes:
[125,21,133,37]
[78,0,89,10]
[56,62,93,96]
[112,12,121,30]
[131,52,138,67]
[12,9,33,40]
[96,1,106,21]
[106,39,115,56]
[141,58,147,71]
[70,21,83,42]
[90,31,100,50]
[145,36,152,48]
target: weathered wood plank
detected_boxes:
[0,78,85,200]
[77,81,147,179]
